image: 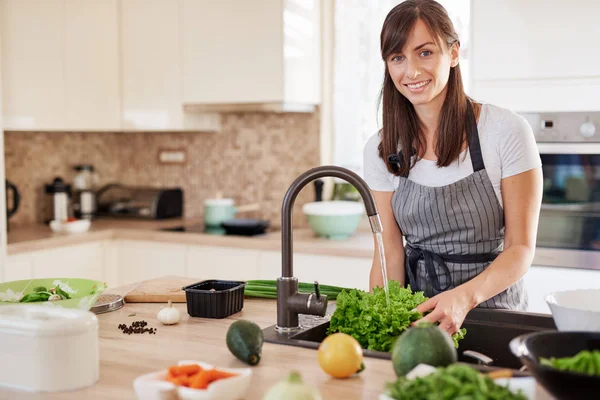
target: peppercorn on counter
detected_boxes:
[0,278,555,400]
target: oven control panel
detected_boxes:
[520,111,600,143]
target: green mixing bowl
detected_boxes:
[302,201,365,240]
[0,278,107,310]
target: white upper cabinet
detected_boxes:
[1,0,66,130]
[181,0,321,112]
[120,0,183,131]
[1,0,120,131]
[1,0,319,132]
[471,0,600,112]
[64,0,120,131]
[120,0,220,131]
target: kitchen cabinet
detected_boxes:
[181,0,320,111]
[115,240,187,285]
[32,241,106,281]
[3,241,109,283]
[119,0,220,131]
[64,0,120,131]
[524,265,600,314]
[1,0,65,130]
[3,253,33,282]
[257,250,371,291]
[0,0,121,131]
[187,245,261,281]
[470,0,600,112]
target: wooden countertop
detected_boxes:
[0,283,397,400]
[0,280,554,400]
[7,218,375,258]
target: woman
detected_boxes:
[363,0,542,335]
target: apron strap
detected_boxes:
[466,100,485,172]
[405,244,500,292]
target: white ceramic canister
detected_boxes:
[0,305,99,392]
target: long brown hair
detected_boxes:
[378,0,473,176]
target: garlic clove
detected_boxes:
[157,300,181,325]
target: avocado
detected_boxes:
[226,320,264,366]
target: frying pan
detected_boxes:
[221,219,269,236]
[510,331,600,400]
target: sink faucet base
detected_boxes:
[276,277,328,332]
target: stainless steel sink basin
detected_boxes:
[262,307,557,370]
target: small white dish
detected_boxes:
[133,360,252,400]
[50,219,91,234]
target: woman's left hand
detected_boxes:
[412,287,477,335]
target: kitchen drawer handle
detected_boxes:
[463,350,493,366]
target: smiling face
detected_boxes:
[386,18,459,111]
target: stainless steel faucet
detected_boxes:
[276,165,383,332]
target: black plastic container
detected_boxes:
[182,280,247,319]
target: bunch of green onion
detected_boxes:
[244,280,353,300]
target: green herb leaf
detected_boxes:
[33,286,47,293]
[385,364,527,400]
[327,281,427,352]
[55,285,71,300]
[327,281,466,352]
[128,313,136,317]
[540,350,600,376]
[19,292,51,303]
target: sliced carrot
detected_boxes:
[167,364,202,377]
[210,369,238,380]
[188,368,238,389]
[166,375,189,386]
[189,370,211,389]
[178,364,203,376]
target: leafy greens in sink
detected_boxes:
[327,281,466,352]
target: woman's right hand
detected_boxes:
[369,190,405,291]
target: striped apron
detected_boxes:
[389,102,527,310]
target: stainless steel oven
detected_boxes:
[520,111,600,270]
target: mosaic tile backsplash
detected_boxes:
[4,111,320,228]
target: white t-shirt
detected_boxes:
[363,104,542,208]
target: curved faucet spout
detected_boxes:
[276,165,383,330]
[281,165,382,278]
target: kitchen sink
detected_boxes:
[262,307,557,371]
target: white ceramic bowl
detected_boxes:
[302,201,365,240]
[546,289,600,331]
[133,360,252,400]
[50,219,91,234]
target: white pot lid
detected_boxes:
[0,305,98,337]
[204,198,234,206]
[302,201,365,216]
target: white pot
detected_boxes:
[0,305,99,392]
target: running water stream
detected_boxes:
[374,232,390,307]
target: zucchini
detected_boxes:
[226,320,264,366]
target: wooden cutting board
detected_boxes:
[124,276,201,303]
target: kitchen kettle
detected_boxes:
[6,179,20,231]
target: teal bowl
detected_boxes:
[0,278,107,310]
[302,201,365,240]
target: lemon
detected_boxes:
[318,333,364,378]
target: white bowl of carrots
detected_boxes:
[133,360,252,400]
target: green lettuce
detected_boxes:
[327,281,467,352]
